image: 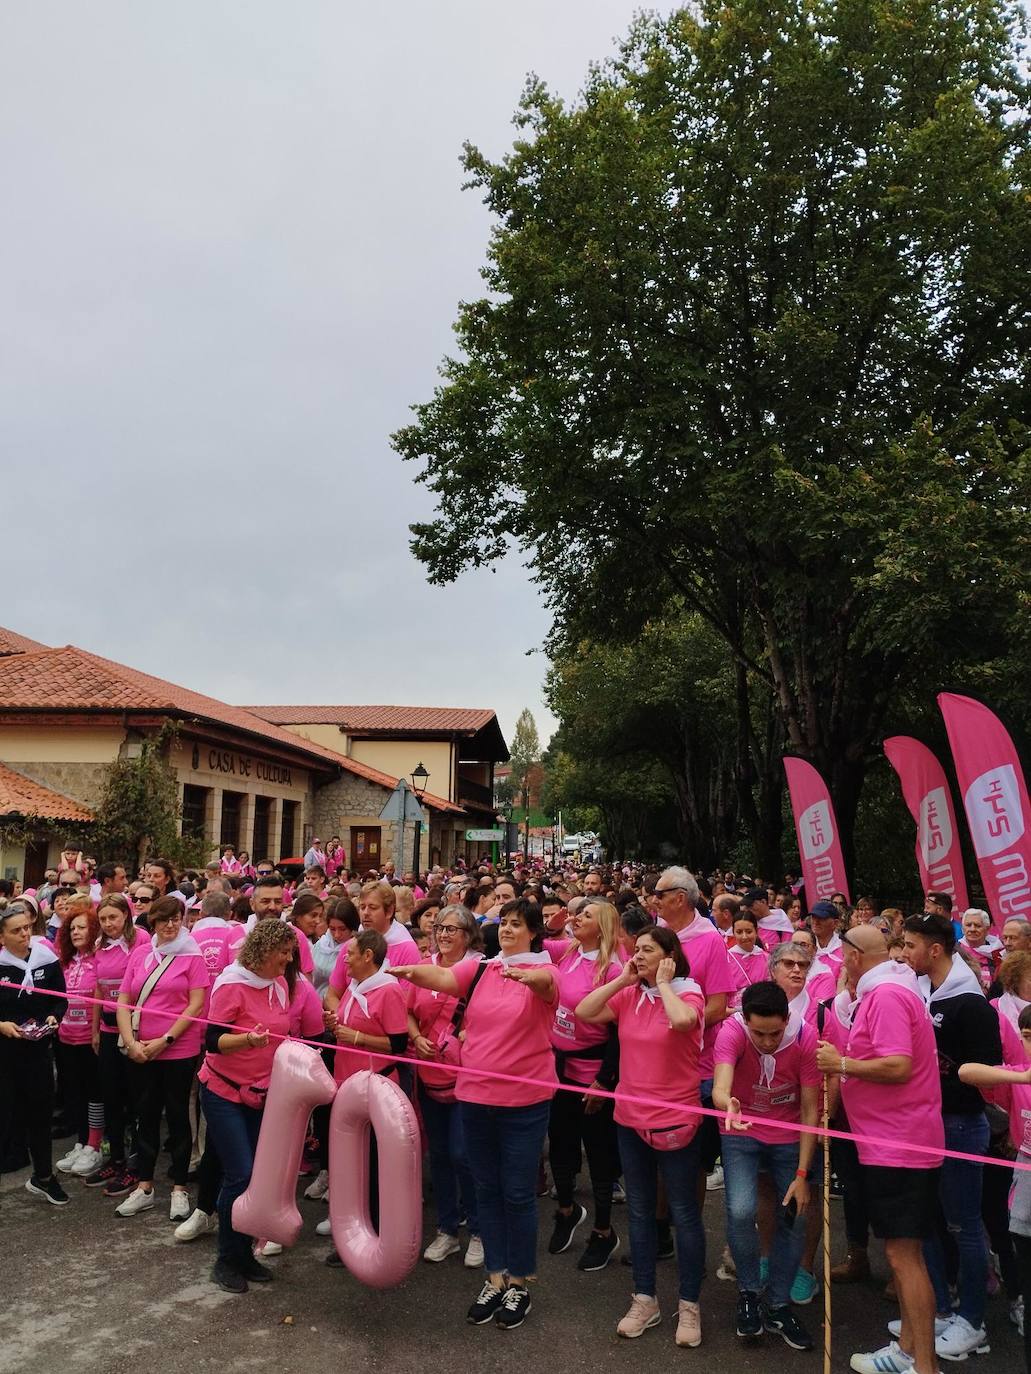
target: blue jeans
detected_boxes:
[200,1084,263,1268]
[721,1134,805,1308]
[924,1112,990,1326]
[461,1099,550,1277]
[617,1123,705,1301]
[419,1085,479,1238]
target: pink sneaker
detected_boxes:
[617,1294,661,1338]
[675,1299,702,1347]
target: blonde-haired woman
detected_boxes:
[545,896,624,1270]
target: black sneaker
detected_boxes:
[467,1280,506,1324]
[325,1250,344,1268]
[548,1203,588,1254]
[764,1305,813,1350]
[495,1285,531,1330]
[736,1290,764,1339]
[84,1161,122,1189]
[239,1256,274,1283]
[577,1229,620,1271]
[103,1169,136,1199]
[25,1175,69,1206]
[212,1260,248,1294]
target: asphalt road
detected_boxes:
[2,1164,1021,1374]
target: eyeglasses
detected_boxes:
[154,915,182,926]
[778,958,810,970]
[840,934,861,951]
[654,887,691,899]
[434,923,465,936]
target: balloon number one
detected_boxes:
[232,1042,422,1288]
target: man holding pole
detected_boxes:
[816,925,943,1374]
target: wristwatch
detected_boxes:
[165,1034,175,1046]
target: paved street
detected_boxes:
[2,1164,1021,1374]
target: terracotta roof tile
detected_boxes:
[0,646,465,815]
[0,626,49,656]
[0,762,94,822]
[246,704,497,735]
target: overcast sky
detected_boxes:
[1,2,652,754]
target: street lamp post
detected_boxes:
[410,762,429,884]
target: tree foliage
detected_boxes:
[394,0,1031,869]
[93,729,207,872]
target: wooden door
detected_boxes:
[23,838,49,888]
[350,826,382,873]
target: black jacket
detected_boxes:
[0,950,67,1028]
[929,989,1002,1115]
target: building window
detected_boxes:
[182,785,208,840]
[220,791,244,849]
[252,796,271,863]
[280,800,297,859]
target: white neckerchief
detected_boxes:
[808,953,837,985]
[919,951,986,1006]
[855,958,923,1004]
[344,967,395,1022]
[635,975,702,1013]
[832,987,857,1027]
[998,991,1030,1032]
[817,931,843,958]
[315,930,344,956]
[677,915,718,942]
[788,988,810,1021]
[964,933,1003,957]
[211,961,287,1010]
[101,935,131,955]
[759,909,795,934]
[729,944,761,961]
[192,916,229,933]
[0,940,59,991]
[145,928,203,971]
[491,950,553,967]
[736,1008,804,1087]
[384,920,413,946]
[565,944,601,973]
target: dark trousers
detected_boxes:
[0,1041,54,1179]
[128,1055,197,1185]
[832,1133,869,1248]
[548,1077,620,1232]
[196,1136,223,1215]
[57,1041,101,1145]
[200,1084,261,1267]
[983,1158,1020,1300]
[98,1032,133,1166]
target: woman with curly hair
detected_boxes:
[55,897,104,1178]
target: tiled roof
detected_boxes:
[0,646,464,815]
[0,762,94,822]
[0,626,49,656]
[246,704,498,735]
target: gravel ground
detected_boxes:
[1,1162,1021,1374]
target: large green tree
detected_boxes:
[395,0,1031,872]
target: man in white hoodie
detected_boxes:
[901,912,1002,1363]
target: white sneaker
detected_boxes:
[116,1186,155,1217]
[174,1208,213,1242]
[889,1317,951,1340]
[57,1142,86,1173]
[303,1169,329,1200]
[423,1231,461,1262]
[255,1240,282,1257]
[316,1217,332,1236]
[935,1315,990,1361]
[850,1342,915,1374]
[1010,1297,1024,1337]
[169,1190,191,1222]
[70,1145,103,1176]
[464,1235,485,1268]
[706,1164,724,1192]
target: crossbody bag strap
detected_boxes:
[129,954,177,1034]
[448,959,489,1037]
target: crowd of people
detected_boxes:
[1,847,1030,1373]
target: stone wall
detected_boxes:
[10,760,109,812]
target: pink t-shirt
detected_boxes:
[609,983,705,1131]
[408,953,482,1094]
[333,977,409,1084]
[715,1015,821,1144]
[451,958,558,1107]
[992,997,1030,1067]
[291,926,315,977]
[842,981,944,1168]
[727,947,769,1010]
[192,920,235,985]
[94,940,133,1034]
[198,979,292,1103]
[59,953,97,1045]
[329,925,422,996]
[289,975,326,1040]
[982,1063,1031,1152]
[675,917,736,1077]
[119,944,210,1060]
[549,945,623,1086]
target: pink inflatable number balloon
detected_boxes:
[232,1040,336,1246]
[328,1070,422,1288]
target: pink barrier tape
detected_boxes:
[4,977,1027,1173]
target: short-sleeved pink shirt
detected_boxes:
[714,1015,821,1144]
[609,983,705,1131]
[119,944,210,1059]
[451,957,558,1108]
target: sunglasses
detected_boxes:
[778,958,810,970]
[655,887,691,899]
[136,895,153,903]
